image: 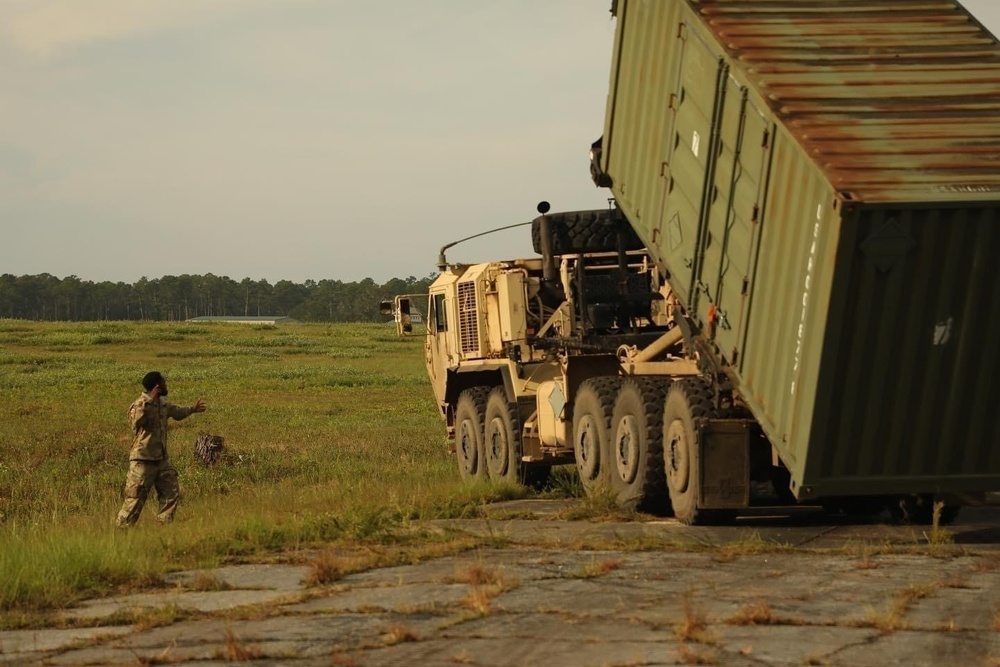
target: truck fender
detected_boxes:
[443,364,513,423]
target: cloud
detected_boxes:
[0,0,305,60]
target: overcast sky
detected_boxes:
[2,1,998,285]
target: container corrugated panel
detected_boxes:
[805,203,1000,495]
[601,0,1000,497]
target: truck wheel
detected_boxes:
[531,209,645,255]
[572,377,621,497]
[484,387,528,485]
[607,378,671,513]
[663,378,719,525]
[455,387,490,481]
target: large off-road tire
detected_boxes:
[454,387,490,481]
[663,377,725,525]
[572,376,622,497]
[607,378,671,514]
[484,387,535,486]
[531,209,644,255]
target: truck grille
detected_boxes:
[457,280,479,354]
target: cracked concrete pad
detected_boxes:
[456,548,639,584]
[437,517,696,550]
[449,610,669,643]
[9,507,1000,666]
[714,623,879,665]
[678,555,978,627]
[61,588,303,621]
[833,628,1000,666]
[338,635,756,667]
[903,571,1000,631]
[335,556,476,586]
[441,514,843,550]
[166,563,309,592]
[287,581,472,613]
[44,636,220,666]
[492,549,625,579]
[45,612,445,665]
[339,548,606,588]
[57,563,312,623]
[449,505,1000,552]
[0,625,133,662]
[488,575,663,615]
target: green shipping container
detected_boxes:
[599,0,1000,498]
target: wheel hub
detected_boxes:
[614,415,640,484]
[458,419,477,474]
[666,419,689,492]
[575,415,600,480]
[487,416,509,476]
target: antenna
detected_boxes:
[436,220,534,272]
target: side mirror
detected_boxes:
[381,296,421,336]
[397,297,413,335]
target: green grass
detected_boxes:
[0,319,526,621]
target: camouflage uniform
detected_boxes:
[115,392,197,527]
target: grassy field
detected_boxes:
[0,320,544,623]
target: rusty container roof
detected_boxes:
[694,0,1000,202]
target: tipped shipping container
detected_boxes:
[598,0,1000,498]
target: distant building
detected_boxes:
[187,316,298,324]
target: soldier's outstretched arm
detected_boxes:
[167,399,207,420]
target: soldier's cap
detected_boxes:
[142,371,164,391]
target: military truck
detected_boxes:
[388,0,1000,524]
[384,205,705,502]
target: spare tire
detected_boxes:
[531,209,645,255]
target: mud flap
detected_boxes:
[698,419,750,509]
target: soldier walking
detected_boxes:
[116,371,206,528]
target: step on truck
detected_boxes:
[386,0,1000,524]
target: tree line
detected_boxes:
[0,273,436,322]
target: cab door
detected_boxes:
[425,290,452,409]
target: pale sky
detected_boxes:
[1,1,998,284]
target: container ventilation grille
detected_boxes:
[457,281,479,354]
